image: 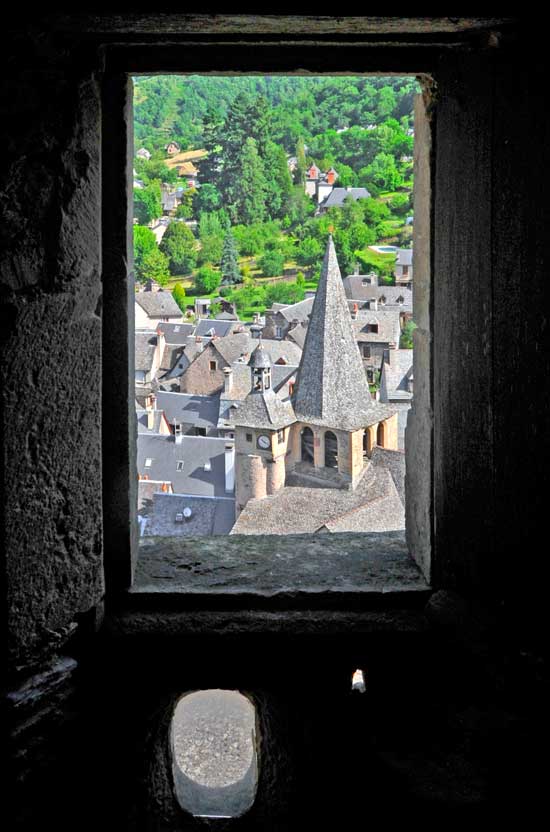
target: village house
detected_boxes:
[352,308,402,380]
[136,147,151,160]
[343,271,413,326]
[262,296,314,341]
[318,186,371,213]
[179,332,302,397]
[147,390,221,437]
[379,348,414,450]
[135,290,183,328]
[394,247,413,284]
[134,330,159,404]
[136,433,235,536]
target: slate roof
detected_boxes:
[157,321,195,344]
[233,387,296,430]
[135,331,157,373]
[276,296,314,323]
[219,362,298,407]
[231,456,404,535]
[136,409,169,434]
[135,291,182,319]
[342,276,413,312]
[320,187,371,209]
[209,333,302,369]
[139,491,235,536]
[292,237,396,430]
[396,248,413,267]
[137,434,229,497]
[352,311,402,344]
[195,319,241,339]
[153,391,220,431]
[379,349,413,399]
[287,322,308,349]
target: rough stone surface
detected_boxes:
[1,45,104,663]
[133,531,428,599]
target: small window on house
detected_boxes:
[277,429,285,443]
[246,433,252,443]
[367,324,379,334]
[275,326,282,338]
[144,458,153,468]
[176,460,184,471]
[195,427,207,437]
[171,690,258,819]
[363,345,371,358]
[209,360,217,371]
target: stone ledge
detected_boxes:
[131,531,429,609]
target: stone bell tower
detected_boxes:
[233,336,295,517]
[288,235,399,488]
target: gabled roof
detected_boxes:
[137,434,228,497]
[396,248,413,267]
[135,291,182,319]
[343,277,413,312]
[320,187,371,209]
[292,237,395,430]
[277,296,314,323]
[194,318,239,339]
[156,321,195,344]
[139,491,235,536]
[233,387,296,431]
[135,331,157,373]
[153,391,220,430]
[352,311,402,344]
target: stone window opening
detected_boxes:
[105,48,430,585]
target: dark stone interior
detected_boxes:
[3,13,548,829]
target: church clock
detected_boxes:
[257,434,271,450]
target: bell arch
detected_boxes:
[300,426,314,463]
[324,431,338,468]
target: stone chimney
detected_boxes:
[223,367,233,394]
[370,297,378,312]
[147,410,156,430]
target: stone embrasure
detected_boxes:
[133,531,428,597]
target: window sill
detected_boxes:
[129,531,429,608]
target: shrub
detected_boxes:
[194,265,220,295]
[258,249,285,277]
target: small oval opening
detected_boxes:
[171,689,258,819]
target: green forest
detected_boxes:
[133,75,417,328]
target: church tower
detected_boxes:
[288,236,399,486]
[233,337,295,516]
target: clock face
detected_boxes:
[257,434,271,450]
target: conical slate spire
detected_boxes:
[293,237,394,430]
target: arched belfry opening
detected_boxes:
[301,426,314,463]
[324,431,338,468]
[377,422,386,447]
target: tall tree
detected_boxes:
[295,138,307,186]
[234,138,268,224]
[220,230,241,286]
[264,141,293,219]
[159,222,198,275]
[133,180,162,225]
[133,225,158,281]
